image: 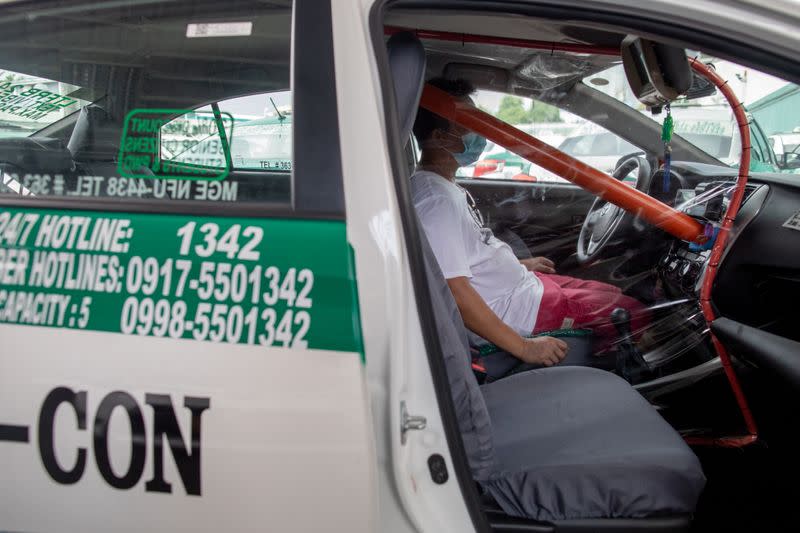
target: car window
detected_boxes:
[161,91,293,173]
[0,0,293,206]
[159,110,231,172]
[455,91,643,181]
[585,61,798,173]
[224,92,292,172]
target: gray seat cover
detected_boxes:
[419,224,705,520]
[67,104,155,182]
[68,105,121,163]
[480,367,706,521]
[420,228,496,480]
[390,31,495,481]
[386,31,426,142]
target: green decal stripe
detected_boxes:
[346,244,366,364]
[0,207,360,353]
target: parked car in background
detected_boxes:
[558,132,639,173]
[668,105,783,173]
[229,114,292,171]
[455,140,536,180]
[460,105,791,182]
[769,129,800,172]
[459,130,641,183]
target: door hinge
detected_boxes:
[400,401,427,445]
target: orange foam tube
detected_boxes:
[420,84,707,244]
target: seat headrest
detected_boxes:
[67,105,121,162]
[386,32,426,142]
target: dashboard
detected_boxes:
[657,182,764,298]
[652,162,800,341]
[658,240,711,297]
[673,180,758,222]
[652,166,764,299]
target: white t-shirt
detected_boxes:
[410,170,543,339]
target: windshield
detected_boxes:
[0,68,93,137]
[559,133,639,157]
[584,60,798,172]
[455,55,800,182]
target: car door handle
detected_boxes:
[400,401,427,445]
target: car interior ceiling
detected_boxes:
[385,7,800,532]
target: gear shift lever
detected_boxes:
[611,308,634,339]
[611,308,647,381]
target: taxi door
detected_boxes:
[0,1,374,531]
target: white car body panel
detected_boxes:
[0,0,799,531]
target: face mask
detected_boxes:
[452,132,487,167]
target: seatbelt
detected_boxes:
[474,328,592,357]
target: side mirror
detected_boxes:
[621,36,692,108]
[783,151,800,170]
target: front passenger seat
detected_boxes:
[67,105,123,178]
[68,104,157,183]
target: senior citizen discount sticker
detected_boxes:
[0,208,362,353]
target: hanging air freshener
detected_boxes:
[661,104,674,193]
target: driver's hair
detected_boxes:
[412,77,475,142]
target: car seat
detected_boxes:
[68,105,122,174]
[67,104,155,181]
[387,31,706,531]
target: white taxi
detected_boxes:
[1,1,800,532]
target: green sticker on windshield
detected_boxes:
[118,108,233,181]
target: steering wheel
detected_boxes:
[577,155,652,264]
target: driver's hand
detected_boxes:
[520,256,556,274]
[514,336,568,366]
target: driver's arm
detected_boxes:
[446,276,568,366]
